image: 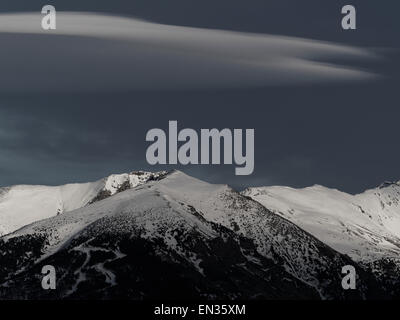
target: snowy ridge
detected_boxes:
[0,170,398,299]
[0,171,167,236]
[243,181,400,263]
[148,172,368,298]
[2,171,377,299]
[103,171,167,195]
[1,171,325,299]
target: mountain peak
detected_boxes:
[103,170,167,195]
[0,170,169,237]
[377,181,400,189]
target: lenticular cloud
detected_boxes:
[0,12,378,92]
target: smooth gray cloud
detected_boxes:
[0,12,378,93]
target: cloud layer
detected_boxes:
[0,12,378,92]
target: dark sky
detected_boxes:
[0,0,399,193]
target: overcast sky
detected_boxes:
[0,0,399,193]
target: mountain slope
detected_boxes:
[0,171,383,299]
[244,181,400,297]
[0,171,166,237]
[146,172,381,299]
[243,182,400,264]
[0,171,319,300]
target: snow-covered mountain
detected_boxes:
[0,171,322,299]
[0,170,396,299]
[0,171,167,237]
[243,181,400,264]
